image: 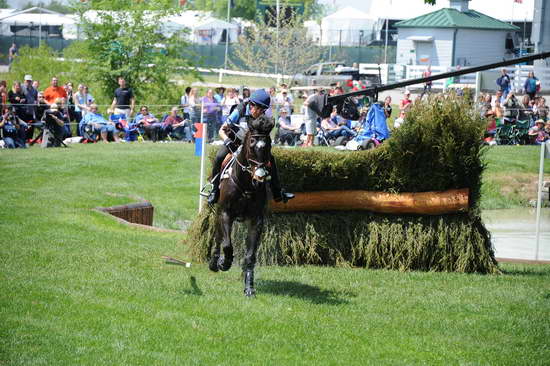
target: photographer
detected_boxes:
[42,102,67,147]
[0,110,27,148]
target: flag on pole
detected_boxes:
[194,123,204,156]
[514,0,523,3]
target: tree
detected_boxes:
[72,0,198,107]
[231,9,322,83]
[0,0,7,8]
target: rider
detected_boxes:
[207,88,295,205]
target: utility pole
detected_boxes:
[219,0,231,83]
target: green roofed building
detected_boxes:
[395,0,519,67]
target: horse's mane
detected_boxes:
[247,115,275,136]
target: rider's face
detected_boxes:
[250,104,265,119]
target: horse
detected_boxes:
[207,115,275,297]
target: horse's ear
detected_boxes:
[249,115,274,134]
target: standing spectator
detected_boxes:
[241,87,251,102]
[221,88,240,123]
[399,90,412,115]
[8,81,28,121]
[0,80,7,113]
[36,92,49,121]
[303,88,324,147]
[180,86,192,120]
[32,80,39,91]
[421,65,432,98]
[496,68,511,98]
[523,71,540,101]
[43,77,67,105]
[265,86,277,118]
[382,96,392,119]
[275,89,293,114]
[21,75,37,121]
[64,82,76,125]
[73,85,94,134]
[202,89,220,142]
[7,43,17,69]
[110,76,135,119]
[188,87,200,123]
[214,87,225,129]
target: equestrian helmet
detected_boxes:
[249,89,271,109]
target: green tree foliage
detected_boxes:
[189,0,255,20]
[232,9,322,80]
[0,0,8,8]
[72,0,198,107]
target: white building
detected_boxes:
[395,0,519,67]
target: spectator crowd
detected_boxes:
[1,71,548,149]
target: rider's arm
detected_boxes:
[226,107,241,125]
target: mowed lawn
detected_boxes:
[1,143,549,365]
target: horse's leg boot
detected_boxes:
[208,255,220,272]
[243,270,256,297]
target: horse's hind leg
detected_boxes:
[217,210,234,271]
[242,216,264,297]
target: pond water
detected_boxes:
[482,208,550,261]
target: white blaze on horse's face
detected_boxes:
[256,140,266,149]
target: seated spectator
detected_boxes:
[42,103,67,147]
[503,91,520,124]
[277,108,301,146]
[53,98,72,138]
[0,109,27,148]
[108,109,135,142]
[81,104,119,142]
[394,111,405,129]
[27,92,50,142]
[382,96,392,119]
[162,106,191,141]
[134,106,160,141]
[528,120,550,144]
[518,95,534,123]
[321,107,357,140]
[535,97,548,122]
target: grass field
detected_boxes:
[1,143,549,365]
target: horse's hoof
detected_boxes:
[217,256,233,272]
[208,256,220,272]
[244,287,256,297]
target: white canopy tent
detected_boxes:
[320,6,377,46]
[164,11,239,45]
[0,7,78,39]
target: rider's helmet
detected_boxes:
[249,89,271,109]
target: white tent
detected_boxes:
[320,6,377,46]
[0,7,78,39]
[164,11,239,45]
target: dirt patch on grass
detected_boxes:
[489,172,547,203]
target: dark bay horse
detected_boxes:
[208,115,275,297]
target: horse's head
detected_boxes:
[245,115,274,183]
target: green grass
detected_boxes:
[1,143,550,365]
[481,145,550,209]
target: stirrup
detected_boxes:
[200,182,213,198]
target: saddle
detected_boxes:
[220,153,234,181]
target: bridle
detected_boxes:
[233,132,271,188]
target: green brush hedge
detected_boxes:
[187,95,499,273]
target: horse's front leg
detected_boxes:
[242,216,264,297]
[217,210,234,271]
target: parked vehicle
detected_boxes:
[292,62,381,88]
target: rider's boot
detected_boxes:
[207,175,220,205]
[269,156,294,203]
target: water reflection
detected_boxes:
[482,208,550,261]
